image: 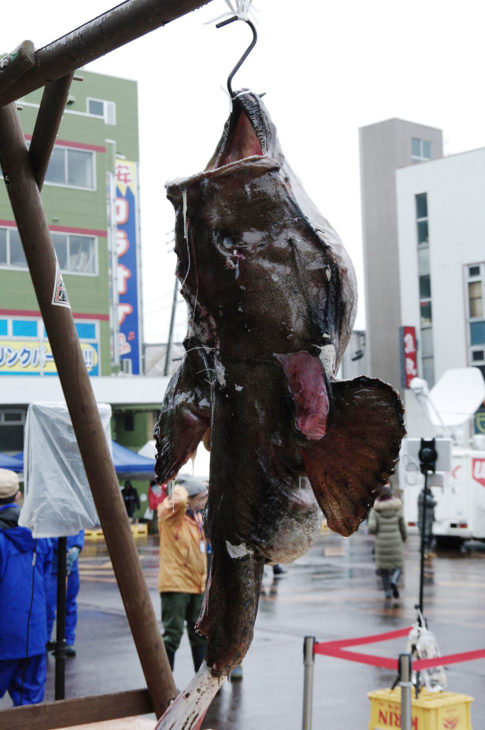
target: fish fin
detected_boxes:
[274,350,329,440]
[154,352,211,483]
[302,377,405,537]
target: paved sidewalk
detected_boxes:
[2,530,484,728]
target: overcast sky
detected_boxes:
[3,0,485,344]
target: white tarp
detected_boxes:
[19,402,112,537]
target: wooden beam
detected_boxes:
[0,688,153,730]
[0,41,35,94]
[0,0,214,106]
[0,102,177,717]
[29,74,75,189]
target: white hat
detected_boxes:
[0,469,19,499]
[175,473,208,497]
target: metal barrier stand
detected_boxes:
[399,653,412,730]
[302,636,315,730]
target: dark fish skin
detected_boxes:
[155,338,212,482]
[154,90,405,716]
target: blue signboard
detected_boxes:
[116,160,141,375]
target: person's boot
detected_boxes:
[165,647,175,670]
[230,663,243,680]
[191,643,206,672]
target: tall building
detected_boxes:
[0,70,162,455]
[359,119,443,390]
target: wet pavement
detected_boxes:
[2,529,485,728]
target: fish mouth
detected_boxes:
[205,91,280,171]
[166,91,280,198]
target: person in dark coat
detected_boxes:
[0,468,53,705]
[418,485,437,557]
[121,480,140,521]
[368,485,407,599]
[46,530,84,657]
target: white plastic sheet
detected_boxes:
[19,402,112,537]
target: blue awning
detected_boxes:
[111,441,155,476]
[2,443,155,478]
[0,452,24,473]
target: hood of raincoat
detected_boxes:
[373,497,402,513]
[0,503,20,529]
[1,523,37,552]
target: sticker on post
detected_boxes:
[52,259,70,308]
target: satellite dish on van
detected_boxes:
[427,367,485,427]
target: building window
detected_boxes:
[412,137,432,163]
[44,145,95,189]
[0,226,97,275]
[415,193,429,245]
[415,192,434,385]
[87,98,116,125]
[0,227,27,268]
[52,232,97,275]
[466,263,485,377]
[0,409,26,452]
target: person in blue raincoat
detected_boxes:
[46,529,84,657]
[0,468,53,706]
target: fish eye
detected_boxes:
[222,236,235,249]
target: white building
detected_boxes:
[395,147,485,435]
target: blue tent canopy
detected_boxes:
[111,441,155,476]
[1,443,155,477]
[0,452,24,473]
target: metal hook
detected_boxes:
[216,16,257,98]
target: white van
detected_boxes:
[400,438,485,545]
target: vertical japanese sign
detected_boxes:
[115,160,141,374]
[400,325,418,388]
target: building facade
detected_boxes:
[0,70,152,453]
[359,118,443,390]
[0,69,142,381]
[396,146,485,434]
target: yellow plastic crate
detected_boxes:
[84,528,104,541]
[130,523,148,537]
[368,687,473,730]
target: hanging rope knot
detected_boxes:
[210,0,256,25]
[226,0,254,21]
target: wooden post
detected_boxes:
[29,74,75,188]
[0,0,214,106]
[0,102,176,717]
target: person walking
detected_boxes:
[0,469,53,705]
[46,530,84,657]
[121,480,140,522]
[368,485,407,599]
[157,474,208,674]
[418,485,437,558]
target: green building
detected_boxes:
[1,69,141,378]
[0,70,163,459]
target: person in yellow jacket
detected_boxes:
[157,474,208,673]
